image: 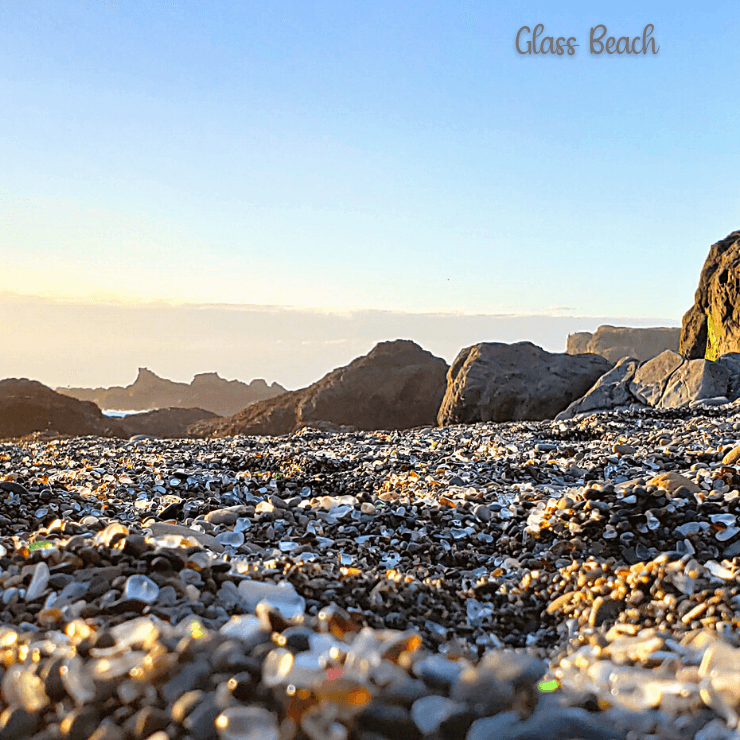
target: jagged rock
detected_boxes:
[567,325,680,363]
[629,350,686,406]
[191,340,448,437]
[680,230,740,360]
[555,358,639,421]
[561,350,740,417]
[0,379,124,439]
[657,358,730,409]
[437,342,612,425]
[120,408,219,439]
[58,369,286,417]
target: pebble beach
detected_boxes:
[3,405,740,739]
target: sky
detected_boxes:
[1,1,739,388]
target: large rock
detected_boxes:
[191,340,449,437]
[658,358,730,409]
[558,350,740,419]
[566,325,680,363]
[0,379,123,439]
[437,342,612,425]
[630,350,732,409]
[629,350,686,406]
[58,369,286,417]
[680,230,740,360]
[555,357,640,421]
[120,407,219,438]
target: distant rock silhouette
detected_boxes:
[191,340,449,437]
[566,325,680,363]
[680,230,740,360]
[58,368,286,416]
[0,379,123,439]
[437,342,612,424]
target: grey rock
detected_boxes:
[716,352,740,398]
[466,699,624,740]
[629,350,685,406]
[438,342,612,424]
[556,357,639,421]
[657,358,730,409]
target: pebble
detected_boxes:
[2,405,740,736]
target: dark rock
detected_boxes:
[0,707,40,739]
[126,707,169,739]
[357,704,422,740]
[0,379,124,439]
[60,707,100,740]
[120,407,219,439]
[437,342,612,424]
[182,694,221,740]
[192,340,449,436]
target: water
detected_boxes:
[102,409,156,417]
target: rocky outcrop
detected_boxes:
[566,332,593,355]
[557,350,740,420]
[566,325,680,363]
[680,231,740,360]
[436,342,612,425]
[120,407,219,439]
[0,379,124,439]
[58,369,286,417]
[555,357,641,420]
[629,350,687,406]
[191,340,449,437]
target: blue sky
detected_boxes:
[1,0,739,323]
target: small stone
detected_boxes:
[473,504,491,522]
[123,575,160,604]
[215,706,279,740]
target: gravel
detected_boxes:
[2,404,740,737]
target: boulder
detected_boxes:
[58,369,286,417]
[560,350,740,418]
[191,340,449,437]
[680,230,740,360]
[567,325,680,363]
[120,407,219,438]
[716,353,740,399]
[436,342,613,425]
[629,350,686,406]
[555,357,639,421]
[0,379,123,439]
[657,358,730,409]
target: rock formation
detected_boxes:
[119,407,219,439]
[58,369,286,417]
[0,379,124,439]
[557,350,740,419]
[436,342,612,425]
[191,340,449,437]
[566,325,680,363]
[680,230,740,360]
